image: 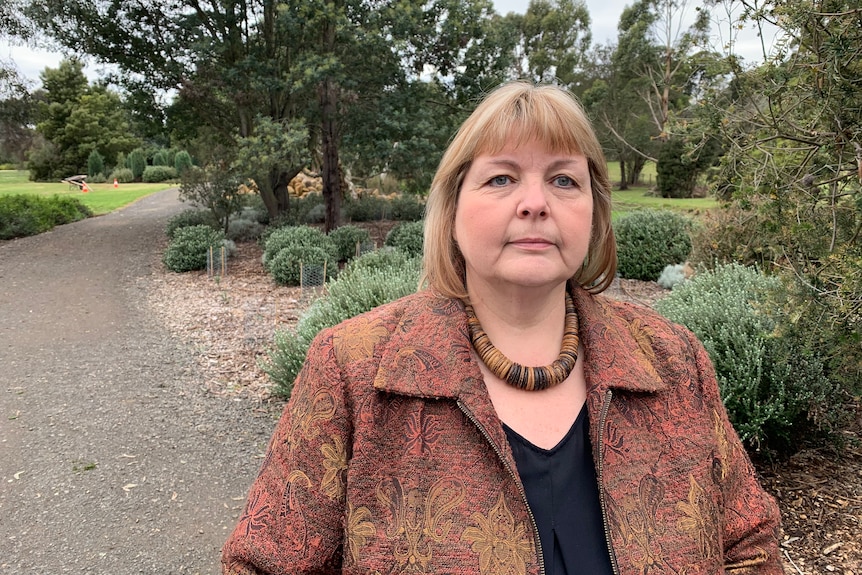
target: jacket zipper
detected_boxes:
[597,389,621,575]
[457,399,546,575]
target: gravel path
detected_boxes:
[0,190,273,574]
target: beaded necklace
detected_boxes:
[465,292,579,391]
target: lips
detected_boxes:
[509,237,555,248]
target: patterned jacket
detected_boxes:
[222,287,782,575]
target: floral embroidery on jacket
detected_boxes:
[462,493,533,575]
[345,503,375,566]
[286,386,337,455]
[320,434,347,499]
[677,474,719,559]
[376,476,466,572]
[713,409,731,481]
[606,474,667,574]
[333,316,389,363]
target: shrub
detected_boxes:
[178,165,245,234]
[262,225,337,270]
[340,247,414,279]
[344,195,390,222]
[0,194,91,240]
[226,216,265,242]
[162,225,226,272]
[174,150,194,174]
[142,165,178,183]
[110,167,135,184]
[87,150,105,178]
[304,202,326,224]
[127,148,147,181]
[165,208,217,239]
[265,252,421,397]
[268,244,333,286]
[384,220,424,257]
[689,203,773,270]
[328,224,371,262]
[654,264,838,456]
[616,209,692,281]
[152,149,170,166]
[390,195,425,221]
[657,264,687,289]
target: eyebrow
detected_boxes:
[479,157,587,171]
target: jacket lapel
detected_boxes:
[573,286,669,395]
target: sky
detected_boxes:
[2,0,777,87]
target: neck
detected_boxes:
[466,283,569,366]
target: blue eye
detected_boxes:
[490,175,511,186]
[554,175,576,187]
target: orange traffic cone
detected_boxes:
[113,178,118,188]
[82,182,89,193]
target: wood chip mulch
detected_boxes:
[146,238,862,574]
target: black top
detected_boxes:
[503,405,615,575]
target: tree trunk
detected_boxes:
[319,78,342,233]
[259,167,300,220]
[618,159,629,190]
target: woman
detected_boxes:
[222,82,782,575]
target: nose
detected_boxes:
[517,178,549,218]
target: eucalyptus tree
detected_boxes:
[518,0,592,86]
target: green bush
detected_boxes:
[345,195,391,222]
[162,225,226,272]
[384,220,424,257]
[654,264,838,456]
[265,252,421,397]
[127,148,147,181]
[109,167,135,184]
[328,224,371,262]
[0,194,92,240]
[152,149,170,166]
[87,150,105,178]
[165,208,217,239]
[340,247,413,279]
[142,165,177,183]
[688,203,773,270]
[262,225,337,269]
[657,264,687,289]
[268,244,333,286]
[390,195,425,221]
[174,150,194,174]
[616,209,692,281]
[226,216,265,242]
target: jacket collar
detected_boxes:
[372,287,668,399]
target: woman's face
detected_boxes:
[454,138,593,296]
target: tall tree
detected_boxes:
[519,0,591,86]
[29,59,141,180]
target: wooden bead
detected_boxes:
[465,293,579,391]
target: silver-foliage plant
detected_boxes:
[265,249,420,398]
[654,263,839,457]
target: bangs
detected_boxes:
[472,89,590,157]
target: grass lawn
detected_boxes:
[606,162,717,218]
[0,170,175,215]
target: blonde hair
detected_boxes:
[421,81,617,299]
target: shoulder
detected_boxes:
[317,290,464,363]
[593,292,695,340]
[581,290,705,367]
